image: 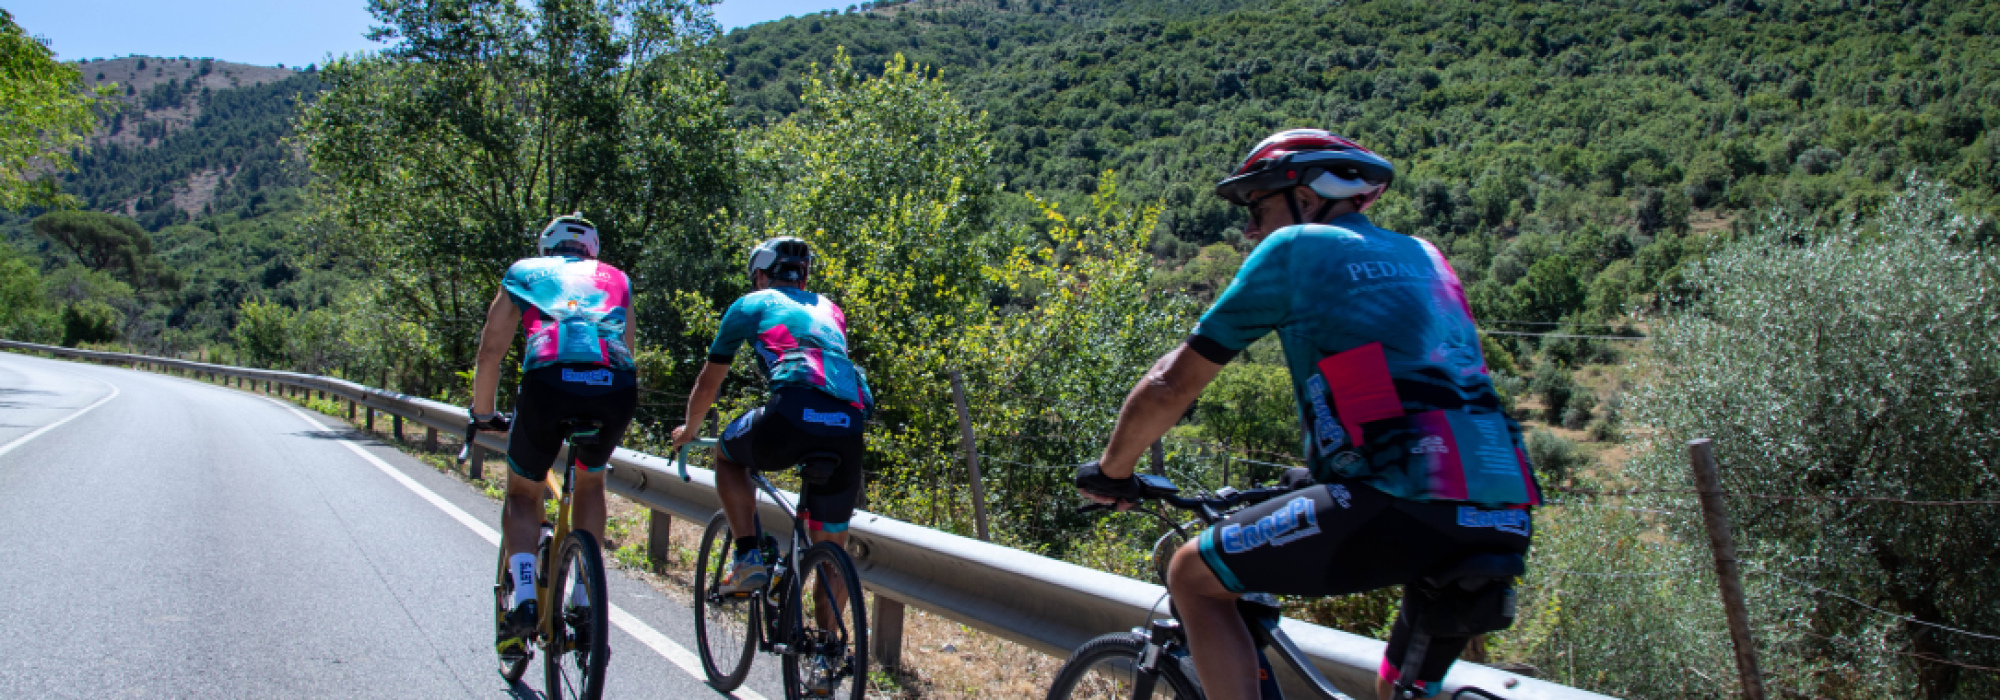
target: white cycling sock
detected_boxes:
[570,572,589,607]
[510,553,537,608]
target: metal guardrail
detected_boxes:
[1,339,1618,700]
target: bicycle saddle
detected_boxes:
[1422,553,1526,591]
[799,451,841,486]
[557,418,606,446]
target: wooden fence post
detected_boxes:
[648,510,673,571]
[1690,438,1767,700]
[873,595,906,672]
[947,370,991,542]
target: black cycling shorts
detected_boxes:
[1194,480,1531,596]
[718,387,865,532]
[507,364,638,481]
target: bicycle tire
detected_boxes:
[782,541,868,700]
[494,547,532,682]
[1046,632,1201,700]
[544,530,611,700]
[694,511,758,691]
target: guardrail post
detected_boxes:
[947,370,991,542]
[347,397,356,421]
[392,413,404,442]
[872,595,906,672]
[648,510,672,571]
[470,445,485,480]
[365,406,376,431]
[1690,438,1766,700]
[425,426,439,452]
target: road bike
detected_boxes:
[469,417,612,700]
[1048,473,1515,700]
[677,440,869,699]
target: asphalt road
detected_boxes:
[0,351,785,699]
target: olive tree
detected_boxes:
[1619,181,2000,697]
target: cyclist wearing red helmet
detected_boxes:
[1078,129,1539,699]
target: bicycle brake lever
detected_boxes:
[675,445,691,482]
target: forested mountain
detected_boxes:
[1,56,330,351]
[721,0,2000,326]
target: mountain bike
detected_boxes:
[677,440,869,699]
[1048,473,1515,700]
[473,417,612,700]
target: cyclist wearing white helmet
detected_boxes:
[1077,130,1539,699]
[671,236,874,596]
[471,213,639,655]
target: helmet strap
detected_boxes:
[1312,198,1341,224]
[1284,189,1304,227]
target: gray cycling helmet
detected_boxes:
[747,236,812,284]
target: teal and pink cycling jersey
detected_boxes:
[502,255,635,373]
[1187,213,1540,507]
[708,287,875,413]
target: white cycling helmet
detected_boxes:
[538,213,599,257]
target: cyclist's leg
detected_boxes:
[1166,539,1258,700]
[796,432,864,628]
[565,379,638,543]
[504,377,566,560]
[714,408,767,547]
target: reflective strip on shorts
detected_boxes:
[1197,527,1248,593]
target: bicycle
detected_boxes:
[1048,472,1516,700]
[676,439,869,699]
[466,416,612,700]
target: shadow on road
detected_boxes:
[293,429,394,446]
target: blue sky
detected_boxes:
[5,0,851,67]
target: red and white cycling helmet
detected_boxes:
[1215,129,1395,213]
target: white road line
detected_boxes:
[268,399,768,700]
[0,380,120,459]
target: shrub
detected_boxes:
[1623,182,2000,696]
[1526,428,1585,485]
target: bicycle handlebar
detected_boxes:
[673,437,719,482]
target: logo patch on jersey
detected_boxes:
[1218,496,1321,554]
[1456,507,1531,536]
[1305,375,1346,455]
[561,368,614,386]
[1412,436,1450,455]
[801,407,851,428]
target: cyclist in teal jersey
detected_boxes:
[671,236,874,595]
[1075,130,1539,699]
[471,213,640,655]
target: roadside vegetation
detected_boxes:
[4,0,1998,696]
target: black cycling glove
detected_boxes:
[469,413,511,433]
[1074,460,1143,503]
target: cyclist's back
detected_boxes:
[471,214,639,656]
[1075,130,1537,700]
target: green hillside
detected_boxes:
[722,0,2000,325]
[2,57,332,351]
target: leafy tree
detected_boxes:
[59,299,119,346]
[29,211,176,289]
[1192,360,1298,483]
[232,298,291,369]
[0,9,101,210]
[0,245,52,339]
[298,0,736,395]
[1624,183,2000,697]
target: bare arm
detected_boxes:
[471,287,521,416]
[1095,342,1226,478]
[670,361,732,447]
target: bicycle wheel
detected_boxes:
[494,547,532,682]
[782,541,868,699]
[544,530,610,700]
[1046,632,1201,700]
[1151,528,1190,587]
[694,511,758,691]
